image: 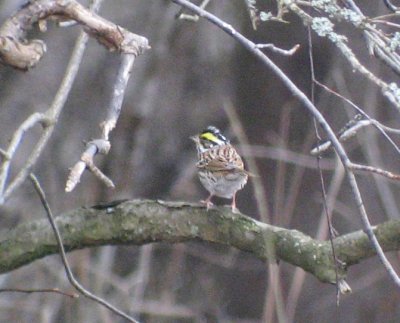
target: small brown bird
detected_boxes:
[191,126,248,213]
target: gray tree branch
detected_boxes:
[0,0,149,70]
[1,199,399,287]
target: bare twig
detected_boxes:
[1,33,87,203]
[65,140,114,192]
[0,0,113,204]
[286,156,347,321]
[102,54,137,140]
[303,0,400,77]
[371,19,400,29]
[171,0,400,288]
[244,0,260,29]
[0,288,78,298]
[0,113,49,201]
[310,115,370,155]
[29,173,140,323]
[308,26,342,303]
[66,53,139,192]
[175,0,211,21]
[255,43,300,56]
[82,151,115,188]
[312,80,400,156]
[343,0,400,75]
[349,163,400,180]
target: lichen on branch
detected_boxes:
[1,199,399,289]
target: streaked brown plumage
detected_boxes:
[191,126,248,213]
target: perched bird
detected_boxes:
[191,126,248,213]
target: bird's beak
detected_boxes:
[190,135,198,142]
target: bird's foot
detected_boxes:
[231,206,240,214]
[200,199,214,211]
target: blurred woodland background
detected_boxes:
[1,0,400,322]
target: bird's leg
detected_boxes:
[231,193,239,213]
[201,194,214,210]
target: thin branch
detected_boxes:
[82,151,115,188]
[0,288,78,298]
[103,54,137,140]
[66,53,139,192]
[65,140,114,192]
[0,30,88,203]
[0,0,105,203]
[0,0,148,197]
[308,25,342,302]
[255,43,300,56]
[310,115,371,155]
[175,0,211,21]
[171,0,400,288]
[286,1,400,109]
[345,172,400,286]
[244,0,260,29]
[305,0,400,78]
[349,163,400,180]
[370,19,400,29]
[29,174,140,323]
[330,68,400,222]
[343,0,400,76]
[286,156,347,321]
[0,0,149,69]
[312,80,400,156]
[0,113,49,201]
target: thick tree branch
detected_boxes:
[0,0,149,69]
[1,199,399,286]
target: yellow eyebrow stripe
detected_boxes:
[200,132,218,142]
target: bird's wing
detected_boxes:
[197,145,245,172]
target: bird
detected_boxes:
[191,126,249,213]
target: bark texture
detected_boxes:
[1,199,399,284]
